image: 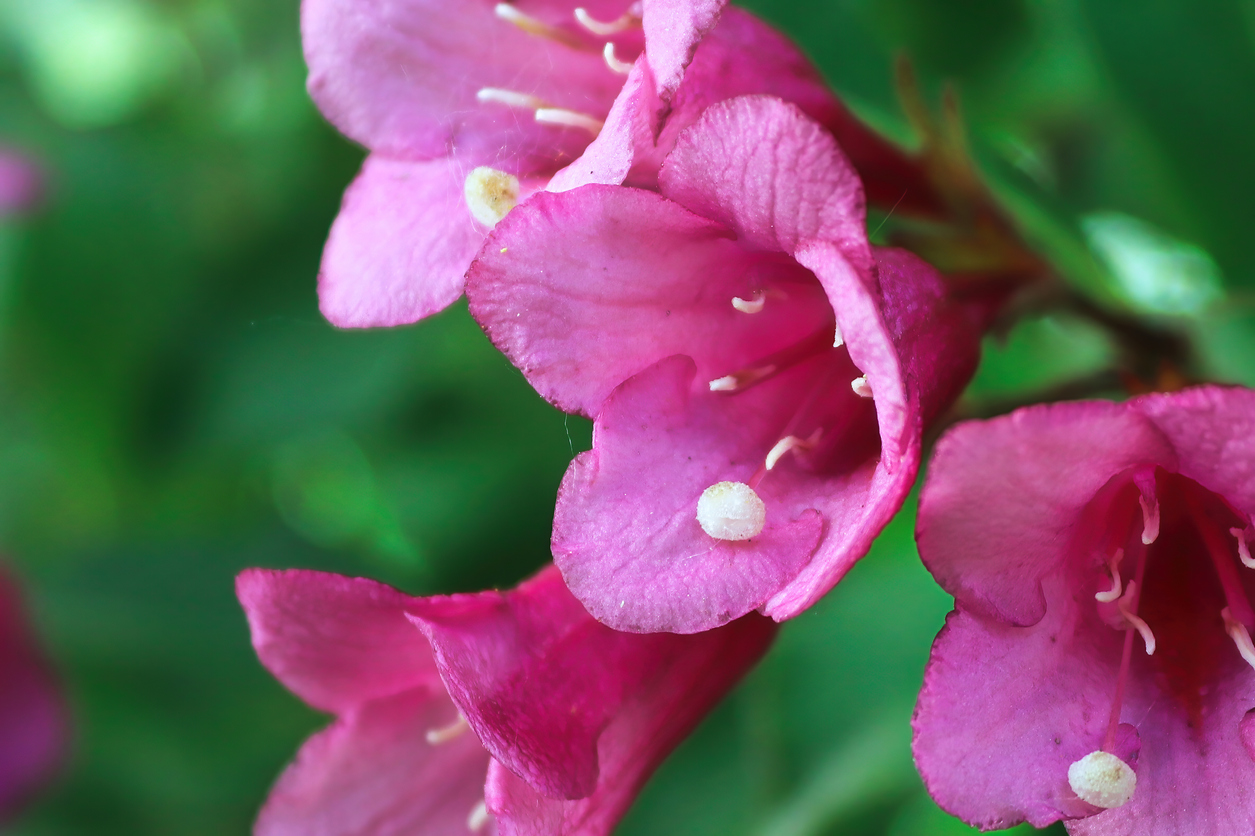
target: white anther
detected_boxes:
[708,364,777,393]
[425,714,469,745]
[1222,607,1255,673]
[467,799,491,832]
[574,6,640,35]
[1117,581,1156,655]
[697,481,766,541]
[477,87,549,110]
[1095,548,1124,603]
[603,42,633,74]
[764,429,822,471]
[1068,751,1136,809]
[1139,493,1160,545]
[464,167,520,228]
[1233,528,1255,569]
[731,291,765,314]
[833,323,844,348]
[495,3,584,47]
[534,108,604,135]
[851,375,873,398]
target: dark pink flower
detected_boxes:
[0,149,43,217]
[913,387,1255,834]
[466,95,982,634]
[303,0,850,328]
[237,564,774,835]
[0,565,67,821]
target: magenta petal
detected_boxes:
[640,0,726,96]
[553,356,824,634]
[659,95,868,266]
[0,569,65,820]
[256,688,491,836]
[318,155,488,328]
[236,569,440,714]
[301,0,622,169]
[482,612,777,835]
[917,401,1176,626]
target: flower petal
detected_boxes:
[318,156,487,328]
[640,0,725,97]
[236,569,439,713]
[255,688,491,836]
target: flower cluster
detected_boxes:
[232,0,1255,834]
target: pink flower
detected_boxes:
[303,0,851,328]
[466,95,982,633]
[0,149,43,217]
[237,564,774,835]
[913,387,1255,834]
[0,565,66,821]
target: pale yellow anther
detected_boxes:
[574,6,641,35]
[1117,581,1156,655]
[731,291,765,314]
[833,323,844,348]
[708,364,777,393]
[1233,527,1255,569]
[477,87,549,110]
[1222,607,1255,673]
[603,42,633,74]
[1095,548,1124,603]
[697,481,766,541]
[467,799,491,832]
[851,375,873,398]
[1068,751,1136,809]
[535,107,604,135]
[464,167,520,228]
[1139,493,1160,545]
[425,714,469,745]
[495,3,585,47]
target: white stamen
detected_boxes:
[467,799,491,832]
[1095,548,1124,603]
[851,375,873,398]
[1067,751,1136,809]
[1233,527,1255,569]
[464,167,520,228]
[731,291,765,314]
[697,481,766,541]
[477,87,549,110]
[425,714,469,745]
[1117,581,1156,655]
[574,6,640,35]
[763,429,822,471]
[602,42,633,74]
[495,3,584,47]
[1222,607,1255,673]
[534,107,604,135]
[708,364,777,393]
[833,323,844,348]
[1139,493,1160,545]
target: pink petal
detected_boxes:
[659,95,868,267]
[640,0,725,97]
[0,569,65,820]
[917,401,1177,627]
[236,569,439,714]
[318,156,487,328]
[553,355,826,634]
[256,688,492,836]
[482,611,777,835]
[468,186,830,417]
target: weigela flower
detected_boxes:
[0,566,66,821]
[466,95,982,633]
[913,387,1255,834]
[237,564,775,835]
[303,0,846,328]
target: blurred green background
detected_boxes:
[0,0,1252,832]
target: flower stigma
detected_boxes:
[464,167,520,228]
[697,481,766,541]
[1067,750,1136,809]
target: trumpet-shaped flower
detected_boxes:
[0,566,66,821]
[237,564,774,835]
[467,95,983,633]
[913,387,1255,834]
[303,0,850,328]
